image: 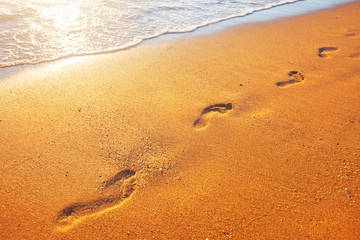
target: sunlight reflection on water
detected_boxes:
[1,0,303,68]
[1,0,353,69]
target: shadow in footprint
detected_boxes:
[348,52,360,60]
[345,29,359,38]
[318,47,338,58]
[101,169,136,189]
[193,103,233,130]
[276,71,305,88]
[57,169,136,231]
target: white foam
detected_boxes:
[0,0,304,68]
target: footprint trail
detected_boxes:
[348,52,360,60]
[57,169,136,231]
[318,47,339,58]
[345,29,359,38]
[276,71,305,88]
[193,103,233,130]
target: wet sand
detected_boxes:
[1,1,360,239]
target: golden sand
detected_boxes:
[1,2,359,239]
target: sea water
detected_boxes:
[0,0,301,69]
[0,0,355,69]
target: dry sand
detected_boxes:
[1,1,360,239]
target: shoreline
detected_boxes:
[0,0,356,78]
[1,1,360,239]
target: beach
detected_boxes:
[1,1,360,239]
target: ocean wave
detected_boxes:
[0,0,299,69]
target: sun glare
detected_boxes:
[29,0,89,54]
[38,1,81,31]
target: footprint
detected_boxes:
[57,169,136,231]
[193,103,233,130]
[348,52,360,60]
[345,29,359,38]
[276,71,305,88]
[101,169,136,189]
[318,47,339,58]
